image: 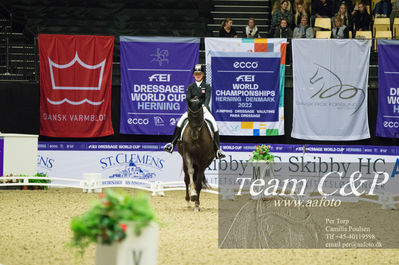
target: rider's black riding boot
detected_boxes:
[213,131,226,159]
[163,126,182,153]
[170,126,181,146]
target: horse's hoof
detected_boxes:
[186,201,191,208]
[194,207,200,212]
[190,195,198,202]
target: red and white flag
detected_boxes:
[39,34,114,137]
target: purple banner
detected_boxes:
[119,36,200,135]
[0,139,3,176]
[211,53,280,122]
[376,40,399,138]
[37,141,399,155]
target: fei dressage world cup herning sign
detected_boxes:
[119,36,200,135]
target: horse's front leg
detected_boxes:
[184,172,190,208]
[184,155,197,201]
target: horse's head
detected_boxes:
[187,97,204,140]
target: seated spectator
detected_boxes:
[272,0,294,28]
[294,3,308,26]
[293,15,315,37]
[334,0,353,15]
[294,0,310,14]
[272,0,293,14]
[374,0,392,18]
[272,18,293,39]
[311,0,334,26]
[219,18,238,38]
[335,3,352,28]
[353,2,371,32]
[244,18,261,38]
[390,0,399,26]
[350,0,370,16]
[331,15,349,38]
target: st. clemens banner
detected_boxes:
[120,36,200,135]
[376,40,399,138]
[39,34,114,138]
[292,39,370,140]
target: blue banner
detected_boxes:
[120,36,200,135]
[377,40,399,138]
[0,139,3,177]
[211,52,280,123]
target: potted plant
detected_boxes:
[70,189,158,265]
[249,145,275,199]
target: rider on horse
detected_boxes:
[163,64,226,159]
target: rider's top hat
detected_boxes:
[193,64,204,74]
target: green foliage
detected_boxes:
[28,173,50,190]
[70,189,157,255]
[249,145,274,162]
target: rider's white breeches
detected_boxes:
[176,106,219,132]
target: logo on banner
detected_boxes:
[149,73,171,82]
[151,48,169,66]
[309,64,365,115]
[236,75,255,82]
[100,153,166,181]
[47,52,106,106]
[154,116,164,126]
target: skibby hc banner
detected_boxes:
[120,36,200,135]
[39,34,114,137]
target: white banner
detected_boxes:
[291,39,371,140]
[36,142,399,194]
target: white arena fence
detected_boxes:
[0,175,398,210]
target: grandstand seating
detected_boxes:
[316,30,331,38]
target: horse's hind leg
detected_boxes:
[194,188,201,212]
[184,174,190,208]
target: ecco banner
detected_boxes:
[205,38,286,136]
[39,34,114,137]
[292,39,370,140]
[211,52,281,135]
[120,36,200,135]
[376,40,399,138]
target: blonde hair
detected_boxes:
[221,18,233,28]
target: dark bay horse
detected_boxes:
[177,97,215,212]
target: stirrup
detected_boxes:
[162,143,174,153]
[215,149,226,159]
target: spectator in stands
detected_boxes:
[272,18,293,39]
[374,0,392,18]
[244,18,261,38]
[294,0,310,14]
[311,0,334,26]
[335,2,352,28]
[219,18,238,38]
[353,2,371,32]
[272,0,294,29]
[331,15,349,38]
[390,0,399,26]
[293,15,315,37]
[294,3,308,26]
[272,0,293,14]
[350,0,369,15]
